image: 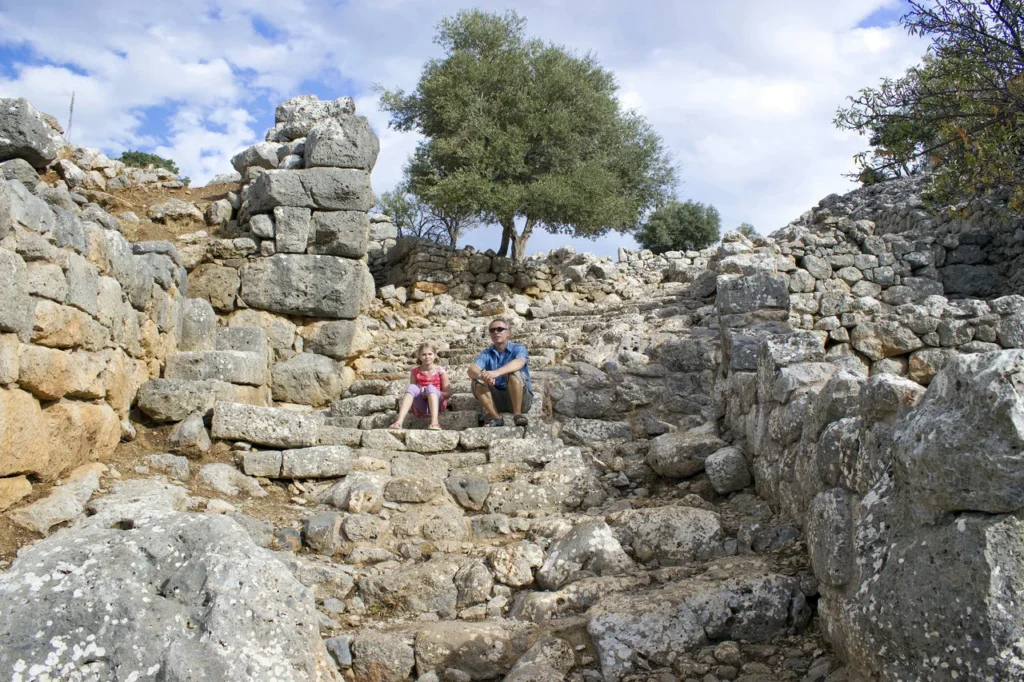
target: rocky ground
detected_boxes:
[1,258,849,682]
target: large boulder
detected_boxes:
[304,116,379,171]
[535,520,634,590]
[587,558,805,681]
[247,167,374,213]
[266,94,356,142]
[271,353,348,407]
[0,479,341,681]
[646,428,728,478]
[893,350,1024,521]
[0,98,60,169]
[0,247,31,337]
[239,254,372,319]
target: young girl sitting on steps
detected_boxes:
[390,341,450,430]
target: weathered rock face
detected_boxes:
[0,480,340,681]
[0,97,60,169]
[240,254,372,319]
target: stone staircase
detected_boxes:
[169,282,840,682]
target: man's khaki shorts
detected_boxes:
[475,370,533,414]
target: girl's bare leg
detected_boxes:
[427,392,440,427]
[391,393,415,428]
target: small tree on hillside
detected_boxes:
[375,182,478,247]
[376,9,676,261]
[635,200,720,253]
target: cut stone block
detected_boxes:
[243,450,283,478]
[211,402,321,448]
[307,211,370,258]
[281,446,353,478]
[405,430,461,453]
[247,167,374,213]
[164,351,267,387]
[239,254,372,319]
[273,206,311,254]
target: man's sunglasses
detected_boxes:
[488,327,508,333]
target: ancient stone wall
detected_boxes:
[699,187,1024,679]
[0,166,185,499]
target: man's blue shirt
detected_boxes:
[474,342,532,394]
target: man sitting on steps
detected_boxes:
[469,317,533,427]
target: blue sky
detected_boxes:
[0,1,926,258]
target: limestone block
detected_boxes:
[0,479,337,681]
[613,506,723,565]
[384,476,443,503]
[304,116,379,170]
[536,520,634,590]
[8,465,102,534]
[198,463,267,498]
[271,353,347,407]
[165,350,267,386]
[179,298,217,351]
[806,488,854,587]
[16,346,105,400]
[851,320,923,361]
[300,319,371,360]
[0,475,31,511]
[0,248,31,337]
[331,394,395,417]
[303,512,342,554]
[308,210,370,258]
[41,401,120,480]
[588,560,800,681]
[239,254,371,319]
[0,387,44,477]
[716,273,790,315]
[216,326,270,358]
[646,429,727,478]
[243,450,282,478]
[404,429,461,453]
[31,299,108,351]
[25,262,68,302]
[704,446,753,494]
[351,631,415,682]
[894,350,1024,521]
[212,402,321,448]
[247,167,374,213]
[168,412,211,457]
[249,213,274,239]
[415,622,537,682]
[281,446,353,478]
[137,378,236,422]
[187,263,240,312]
[0,98,59,169]
[226,309,296,352]
[230,141,281,174]
[0,334,19,384]
[65,253,99,316]
[273,206,311,254]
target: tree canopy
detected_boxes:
[835,0,1024,208]
[376,9,677,260]
[635,200,720,254]
[119,150,179,175]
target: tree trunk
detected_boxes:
[512,218,536,263]
[497,219,513,257]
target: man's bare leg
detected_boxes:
[473,379,501,419]
[507,373,525,415]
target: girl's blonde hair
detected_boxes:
[416,341,440,357]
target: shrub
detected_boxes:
[635,200,720,253]
[118,150,179,175]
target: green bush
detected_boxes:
[635,200,720,253]
[118,150,179,175]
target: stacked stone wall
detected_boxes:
[697,183,1024,679]
[0,168,185,501]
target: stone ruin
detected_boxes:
[0,93,1022,682]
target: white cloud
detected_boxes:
[0,0,928,256]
